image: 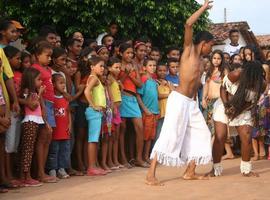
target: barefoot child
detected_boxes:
[137,59,159,163]
[32,41,56,183]
[19,67,44,187]
[84,56,107,176]
[146,1,213,185]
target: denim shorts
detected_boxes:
[45,100,56,127]
[85,107,103,143]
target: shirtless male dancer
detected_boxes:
[145,0,214,186]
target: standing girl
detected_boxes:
[100,67,114,172]
[21,51,32,69]
[73,47,95,174]
[107,57,123,168]
[32,41,56,183]
[19,67,44,186]
[84,56,107,176]
[119,43,147,168]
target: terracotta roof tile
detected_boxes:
[256,35,270,47]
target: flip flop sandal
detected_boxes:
[128,159,136,167]
[134,161,150,168]
[123,163,133,169]
[110,166,120,170]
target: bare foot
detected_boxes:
[183,173,209,180]
[222,154,235,160]
[242,171,259,177]
[145,176,164,186]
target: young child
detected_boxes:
[100,67,114,172]
[3,46,22,185]
[149,47,161,63]
[47,73,71,179]
[154,64,173,144]
[96,45,109,63]
[107,57,123,169]
[19,67,44,187]
[118,43,146,168]
[21,51,32,69]
[133,41,147,73]
[73,47,95,174]
[166,46,180,60]
[165,57,179,87]
[84,56,107,176]
[137,59,159,163]
[51,47,70,92]
[32,41,57,183]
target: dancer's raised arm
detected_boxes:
[183,0,213,49]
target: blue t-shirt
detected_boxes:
[166,74,179,86]
[137,77,159,115]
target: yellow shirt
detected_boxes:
[91,78,106,108]
[110,80,121,103]
[0,48,14,113]
[158,84,170,118]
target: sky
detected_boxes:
[196,0,270,35]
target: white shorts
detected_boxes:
[5,112,21,153]
[213,98,228,124]
[150,91,212,167]
[213,98,253,127]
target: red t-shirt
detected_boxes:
[13,71,22,94]
[32,63,54,102]
[52,96,70,140]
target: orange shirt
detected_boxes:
[120,70,137,94]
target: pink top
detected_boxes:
[13,71,22,94]
[32,63,54,102]
[24,93,42,117]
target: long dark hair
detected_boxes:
[206,50,225,79]
[20,67,41,96]
[78,47,95,78]
[227,61,265,119]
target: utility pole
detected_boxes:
[224,8,227,23]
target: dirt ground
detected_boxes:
[2,158,270,200]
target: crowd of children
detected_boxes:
[0,18,269,193]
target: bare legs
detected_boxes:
[75,127,87,172]
[212,121,227,164]
[120,118,145,167]
[36,127,53,182]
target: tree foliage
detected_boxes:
[3,0,210,48]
